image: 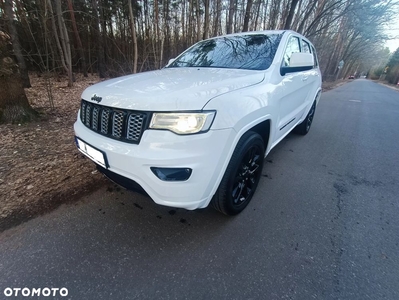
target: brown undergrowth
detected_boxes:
[0,74,107,231]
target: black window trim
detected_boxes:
[301,39,311,54]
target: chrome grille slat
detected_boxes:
[81,102,86,124]
[101,109,111,134]
[112,111,124,138]
[85,104,92,127]
[92,107,99,130]
[80,100,147,144]
[127,114,144,141]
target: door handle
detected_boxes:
[302,76,308,81]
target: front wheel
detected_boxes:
[294,101,316,135]
[211,131,265,215]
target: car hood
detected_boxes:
[81,68,265,111]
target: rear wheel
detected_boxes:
[211,131,265,215]
[294,101,316,135]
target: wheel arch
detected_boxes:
[247,119,271,153]
[298,87,322,124]
[315,88,322,105]
[204,116,273,208]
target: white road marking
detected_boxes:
[349,100,361,102]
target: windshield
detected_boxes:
[168,34,282,71]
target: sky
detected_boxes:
[384,11,399,52]
[386,39,399,52]
[385,29,399,52]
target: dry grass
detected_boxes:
[322,79,347,92]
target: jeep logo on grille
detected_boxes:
[91,94,102,103]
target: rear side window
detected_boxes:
[283,36,300,67]
[311,46,319,67]
[302,40,311,53]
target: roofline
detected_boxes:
[199,29,312,44]
[216,30,287,39]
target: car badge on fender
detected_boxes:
[91,94,102,103]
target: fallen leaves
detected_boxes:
[0,73,108,228]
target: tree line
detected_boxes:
[0,0,398,122]
[1,0,398,84]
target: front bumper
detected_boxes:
[74,118,235,209]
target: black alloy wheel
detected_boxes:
[212,131,265,215]
[231,145,262,208]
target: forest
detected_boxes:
[0,0,398,122]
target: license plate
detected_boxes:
[75,137,108,168]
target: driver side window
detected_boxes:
[283,36,300,67]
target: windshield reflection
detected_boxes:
[168,34,282,71]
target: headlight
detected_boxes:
[149,111,216,134]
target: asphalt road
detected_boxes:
[1,79,399,300]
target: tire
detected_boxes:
[294,100,316,135]
[211,131,265,215]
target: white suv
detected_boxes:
[74,30,321,215]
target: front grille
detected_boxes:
[80,100,149,144]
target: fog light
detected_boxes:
[151,167,192,181]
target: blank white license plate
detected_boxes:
[75,137,107,168]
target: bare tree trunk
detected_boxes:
[163,0,170,62]
[67,0,87,77]
[203,0,210,39]
[0,31,36,123]
[196,0,201,41]
[233,0,240,32]
[262,0,270,30]
[227,0,235,34]
[253,0,262,30]
[181,0,186,46]
[55,0,73,87]
[99,0,109,72]
[243,0,253,32]
[4,0,30,88]
[268,0,281,29]
[283,0,299,29]
[154,0,160,68]
[213,0,221,37]
[296,0,317,33]
[304,0,348,37]
[159,38,164,68]
[47,0,67,75]
[326,19,346,77]
[188,0,194,45]
[128,0,138,74]
[92,0,106,78]
[278,0,289,29]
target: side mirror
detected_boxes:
[281,53,314,76]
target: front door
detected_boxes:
[274,35,309,144]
